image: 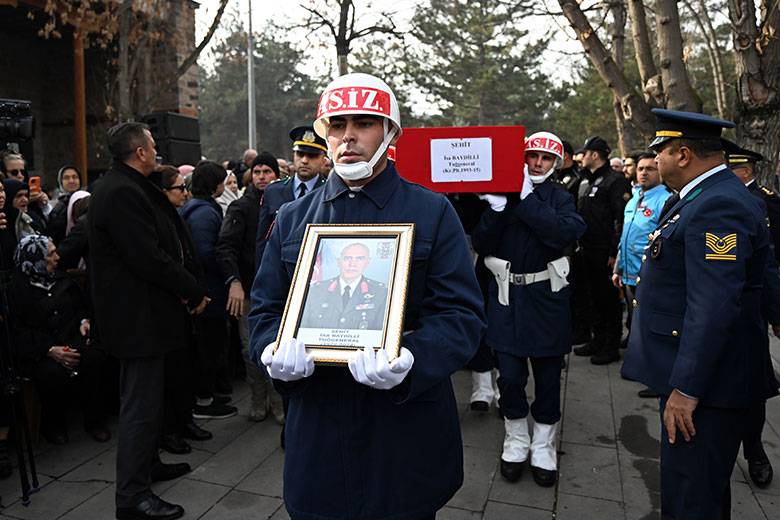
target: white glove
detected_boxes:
[260,338,314,382]
[521,164,534,200]
[348,346,414,390]
[478,194,507,212]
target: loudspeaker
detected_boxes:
[141,112,200,143]
[155,139,201,167]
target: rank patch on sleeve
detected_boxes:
[705,232,737,261]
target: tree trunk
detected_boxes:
[696,0,728,118]
[655,0,701,111]
[609,0,641,154]
[558,0,655,140]
[337,53,349,75]
[117,0,133,122]
[627,0,662,105]
[728,0,780,185]
[683,0,727,118]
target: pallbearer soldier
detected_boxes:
[725,141,780,488]
[622,109,773,518]
[472,132,586,486]
[249,73,485,520]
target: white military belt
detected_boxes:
[509,270,551,286]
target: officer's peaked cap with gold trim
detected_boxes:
[290,125,327,154]
[649,108,735,150]
[722,139,764,166]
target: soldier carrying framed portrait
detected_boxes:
[275,223,414,364]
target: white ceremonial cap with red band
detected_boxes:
[313,73,402,139]
[525,132,564,160]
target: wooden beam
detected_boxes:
[73,29,88,182]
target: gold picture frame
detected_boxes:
[276,223,415,365]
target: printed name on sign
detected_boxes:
[317,87,391,117]
[430,137,493,183]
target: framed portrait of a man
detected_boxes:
[276,224,415,364]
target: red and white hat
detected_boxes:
[314,73,402,139]
[525,132,564,169]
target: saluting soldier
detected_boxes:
[255,125,328,266]
[725,141,780,489]
[622,109,773,518]
[472,132,586,487]
[300,242,388,330]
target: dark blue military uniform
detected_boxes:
[255,175,327,267]
[472,181,585,423]
[248,163,486,520]
[621,109,773,520]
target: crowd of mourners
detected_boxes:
[0,148,322,481]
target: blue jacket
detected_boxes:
[621,168,771,408]
[617,184,673,285]
[248,164,486,520]
[180,197,227,318]
[472,181,585,357]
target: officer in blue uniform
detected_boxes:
[724,142,780,488]
[621,109,772,519]
[255,125,328,266]
[472,132,586,487]
[249,73,485,520]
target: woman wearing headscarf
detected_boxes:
[10,235,110,444]
[215,171,240,216]
[46,165,83,245]
[56,190,91,271]
[0,179,45,267]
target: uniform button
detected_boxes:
[632,299,638,308]
[636,276,641,284]
[348,193,356,199]
[672,330,679,337]
[642,254,647,262]
[48,293,52,297]
[53,310,58,315]
[339,317,346,323]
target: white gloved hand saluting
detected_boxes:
[478,194,507,212]
[260,338,314,382]
[521,164,534,200]
[348,346,414,390]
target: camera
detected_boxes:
[0,99,35,141]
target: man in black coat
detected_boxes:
[88,122,209,520]
[216,152,284,423]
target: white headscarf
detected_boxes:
[215,172,240,216]
[66,190,91,236]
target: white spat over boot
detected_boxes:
[470,371,495,411]
[500,417,530,482]
[530,421,558,487]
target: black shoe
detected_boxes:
[182,421,213,441]
[748,455,773,488]
[116,493,184,520]
[531,465,558,487]
[160,434,191,455]
[0,440,12,479]
[638,387,661,398]
[470,401,489,412]
[500,459,524,482]
[590,351,620,365]
[573,338,601,357]
[151,462,191,483]
[192,401,238,420]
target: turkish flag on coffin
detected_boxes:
[394,126,525,193]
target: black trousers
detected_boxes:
[742,399,766,461]
[495,352,564,424]
[163,346,195,436]
[623,284,637,334]
[466,341,494,373]
[116,356,165,508]
[582,248,623,350]
[659,398,746,520]
[571,250,591,337]
[33,348,107,429]
[193,317,228,399]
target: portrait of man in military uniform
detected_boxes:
[299,242,389,331]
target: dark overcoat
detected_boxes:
[87,162,206,359]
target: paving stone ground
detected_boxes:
[1,338,779,519]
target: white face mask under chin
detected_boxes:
[529,167,556,184]
[332,121,397,182]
